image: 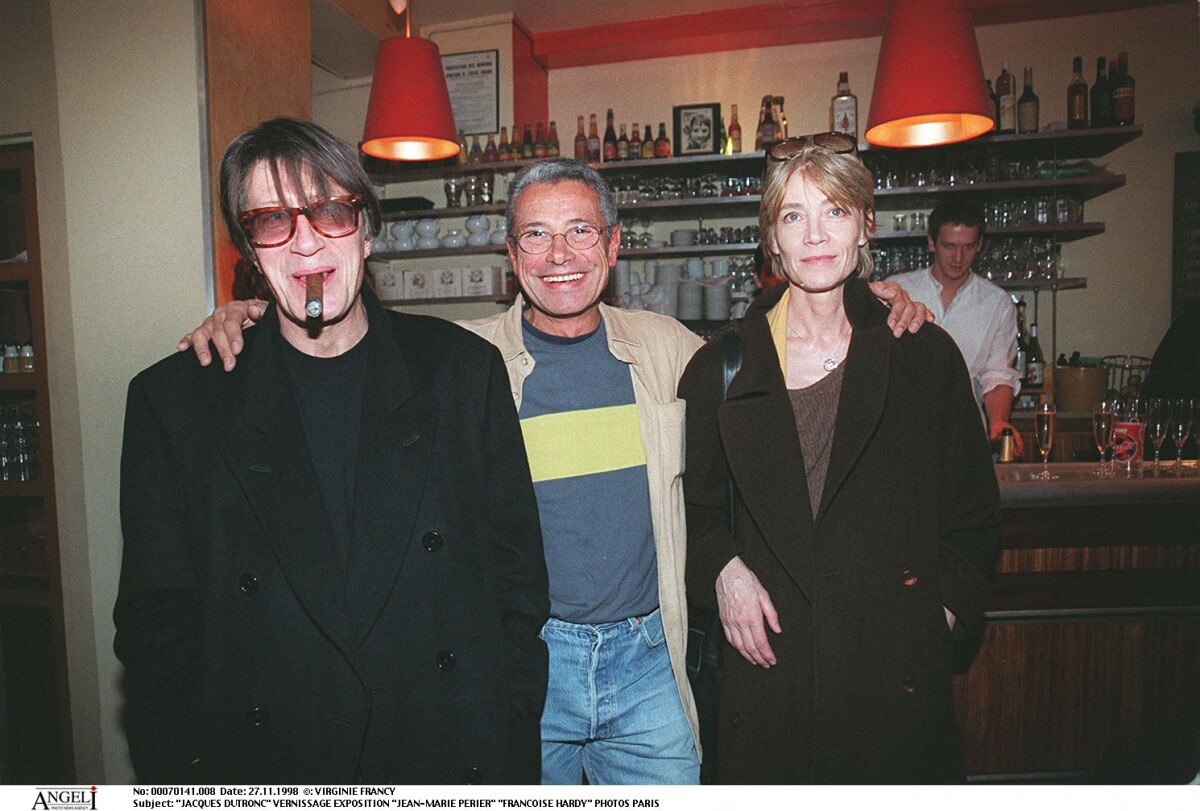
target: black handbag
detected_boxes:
[685,329,742,785]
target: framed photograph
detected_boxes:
[441,49,500,135]
[673,103,721,156]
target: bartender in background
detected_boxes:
[890,200,1024,456]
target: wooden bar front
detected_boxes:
[954,464,1200,783]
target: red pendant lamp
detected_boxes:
[361,6,459,161]
[865,0,994,148]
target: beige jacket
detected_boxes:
[458,298,705,752]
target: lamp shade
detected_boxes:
[865,0,994,148]
[362,36,459,161]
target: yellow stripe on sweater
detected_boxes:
[521,404,646,483]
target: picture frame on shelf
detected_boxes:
[673,103,720,156]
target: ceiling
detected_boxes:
[406,0,758,33]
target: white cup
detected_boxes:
[678,279,703,320]
[686,257,705,278]
[670,229,698,247]
[704,278,733,320]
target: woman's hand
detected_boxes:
[176,298,268,371]
[716,556,782,668]
[867,280,934,338]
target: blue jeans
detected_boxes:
[539,607,700,785]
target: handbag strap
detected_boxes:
[718,331,743,535]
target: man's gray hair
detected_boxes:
[505,158,618,236]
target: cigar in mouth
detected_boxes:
[305,274,323,319]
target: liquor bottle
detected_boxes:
[547,121,560,158]
[1017,67,1039,134]
[640,125,655,159]
[1026,322,1045,387]
[1014,297,1028,383]
[468,134,483,163]
[1091,57,1113,127]
[997,428,1018,463]
[616,124,629,161]
[512,122,521,160]
[728,104,742,153]
[629,122,642,157]
[755,95,776,150]
[996,63,1016,134]
[602,109,618,162]
[717,114,728,155]
[574,115,587,160]
[521,124,534,159]
[497,126,510,161]
[654,122,671,158]
[482,132,499,163]
[986,79,999,128]
[456,130,469,164]
[533,122,547,159]
[774,96,788,141]
[586,113,601,162]
[831,72,858,139]
[1066,57,1088,130]
[1111,51,1135,125]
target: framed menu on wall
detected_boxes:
[442,49,499,136]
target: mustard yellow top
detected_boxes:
[766,285,791,379]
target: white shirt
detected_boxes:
[891,268,1021,418]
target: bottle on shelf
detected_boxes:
[996,62,1016,134]
[521,124,534,159]
[754,95,777,150]
[1014,296,1029,383]
[497,126,511,161]
[716,115,728,156]
[774,96,788,141]
[574,115,587,160]
[616,123,629,161]
[603,108,618,162]
[1067,56,1088,130]
[468,134,483,163]
[483,132,499,163]
[654,122,671,158]
[456,130,469,164]
[547,121,560,158]
[1017,67,1039,134]
[986,79,999,129]
[727,104,742,153]
[831,71,858,139]
[1026,322,1045,387]
[1091,57,1113,127]
[586,113,601,162]
[533,122,547,159]
[1111,51,1135,125]
[640,124,655,159]
[629,122,642,157]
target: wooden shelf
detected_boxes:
[994,276,1087,292]
[382,203,505,222]
[0,480,48,498]
[875,173,1126,205]
[619,242,758,259]
[381,293,513,307]
[0,262,33,283]
[985,569,1200,621]
[875,223,1105,243]
[0,373,41,391]
[374,244,506,261]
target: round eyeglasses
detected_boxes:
[767,132,858,162]
[238,195,363,248]
[512,224,608,255]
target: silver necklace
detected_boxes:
[787,324,850,372]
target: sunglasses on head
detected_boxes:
[767,132,858,162]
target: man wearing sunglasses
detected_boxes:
[180,155,930,784]
[115,118,549,784]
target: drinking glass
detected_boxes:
[1034,402,1057,480]
[1091,400,1116,477]
[1170,398,1195,475]
[1145,398,1170,474]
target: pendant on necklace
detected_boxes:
[823,358,838,372]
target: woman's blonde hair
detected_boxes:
[758,141,877,279]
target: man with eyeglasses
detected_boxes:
[180,156,929,784]
[115,118,549,784]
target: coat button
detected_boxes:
[246,707,269,726]
[902,568,918,587]
[239,574,260,595]
[730,712,744,728]
[437,651,456,671]
[422,531,444,552]
[464,766,483,784]
[901,679,917,694]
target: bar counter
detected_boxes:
[954,462,1200,782]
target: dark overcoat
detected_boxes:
[679,279,1000,784]
[115,289,549,784]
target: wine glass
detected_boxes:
[1145,398,1170,475]
[1170,398,1195,475]
[1091,400,1116,477]
[1034,402,1057,480]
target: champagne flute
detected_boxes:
[1035,402,1057,480]
[1170,398,1195,475]
[1145,398,1170,474]
[1091,400,1116,477]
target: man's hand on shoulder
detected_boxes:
[868,280,935,338]
[176,298,268,371]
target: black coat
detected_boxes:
[115,290,549,784]
[679,279,1000,784]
